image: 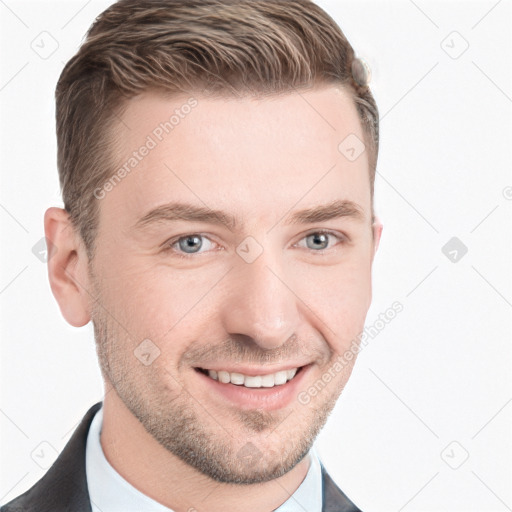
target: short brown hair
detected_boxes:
[56,0,379,260]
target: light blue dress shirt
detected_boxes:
[85,405,322,512]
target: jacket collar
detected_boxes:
[1,402,360,512]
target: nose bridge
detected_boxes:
[221,253,300,350]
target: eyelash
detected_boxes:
[164,230,347,259]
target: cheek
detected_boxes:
[291,262,372,350]
[101,262,223,342]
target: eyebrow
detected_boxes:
[285,199,365,225]
[133,199,365,232]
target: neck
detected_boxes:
[100,390,311,512]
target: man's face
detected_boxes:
[88,86,381,484]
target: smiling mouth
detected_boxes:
[194,366,305,389]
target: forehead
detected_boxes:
[102,86,371,229]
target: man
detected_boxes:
[2,0,381,510]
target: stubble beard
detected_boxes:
[89,278,345,484]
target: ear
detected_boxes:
[44,207,93,327]
[371,216,383,259]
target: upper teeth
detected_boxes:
[206,368,298,388]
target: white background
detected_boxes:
[1,0,511,510]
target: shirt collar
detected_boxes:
[86,405,323,512]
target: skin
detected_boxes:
[45,85,382,512]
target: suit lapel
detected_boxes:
[321,462,362,512]
[1,402,102,512]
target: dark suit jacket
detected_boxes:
[1,402,362,512]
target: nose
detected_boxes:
[220,253,300,351]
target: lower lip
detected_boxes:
[194,365,311,411]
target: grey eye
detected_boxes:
[177,235,204,253]
[305,232,330,250]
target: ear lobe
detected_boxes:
[44,207,92,327]
[372,216,383,257]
